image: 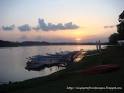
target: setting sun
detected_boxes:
[75,38,81,42]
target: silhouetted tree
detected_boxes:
[109,33,119,44]
[109,10,124,44]
[118,10,124,22]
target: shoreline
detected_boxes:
[0,44,109,48]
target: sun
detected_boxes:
[75,38,81,42]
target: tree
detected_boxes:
[109,10,124,44]
[118,10,124,22]
[117,22,124,35]
[109,33,119,44]
[117,11,124,35]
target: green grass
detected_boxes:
[0,46,124,93]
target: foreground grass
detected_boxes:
[0,46,124,93]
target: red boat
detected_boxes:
[81,64,120,75]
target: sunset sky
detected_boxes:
[0,0,124,42]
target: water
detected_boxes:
[0,45,98,83]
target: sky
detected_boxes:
[0,0,124,42]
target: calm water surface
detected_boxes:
[0,45,99,83]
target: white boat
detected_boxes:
[25,49,84,71]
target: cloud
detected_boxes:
[32,27,40,31]
[64,22,78,29]
[18,24,31,31]
[1,19,79,32]
[38,18,79,31]
[2,25,15,31]
[104,25,116,28]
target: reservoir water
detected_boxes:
[0,45,98,83]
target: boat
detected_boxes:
[81,64,120,75]
[25,49,84,71]
[25,56,66,70]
